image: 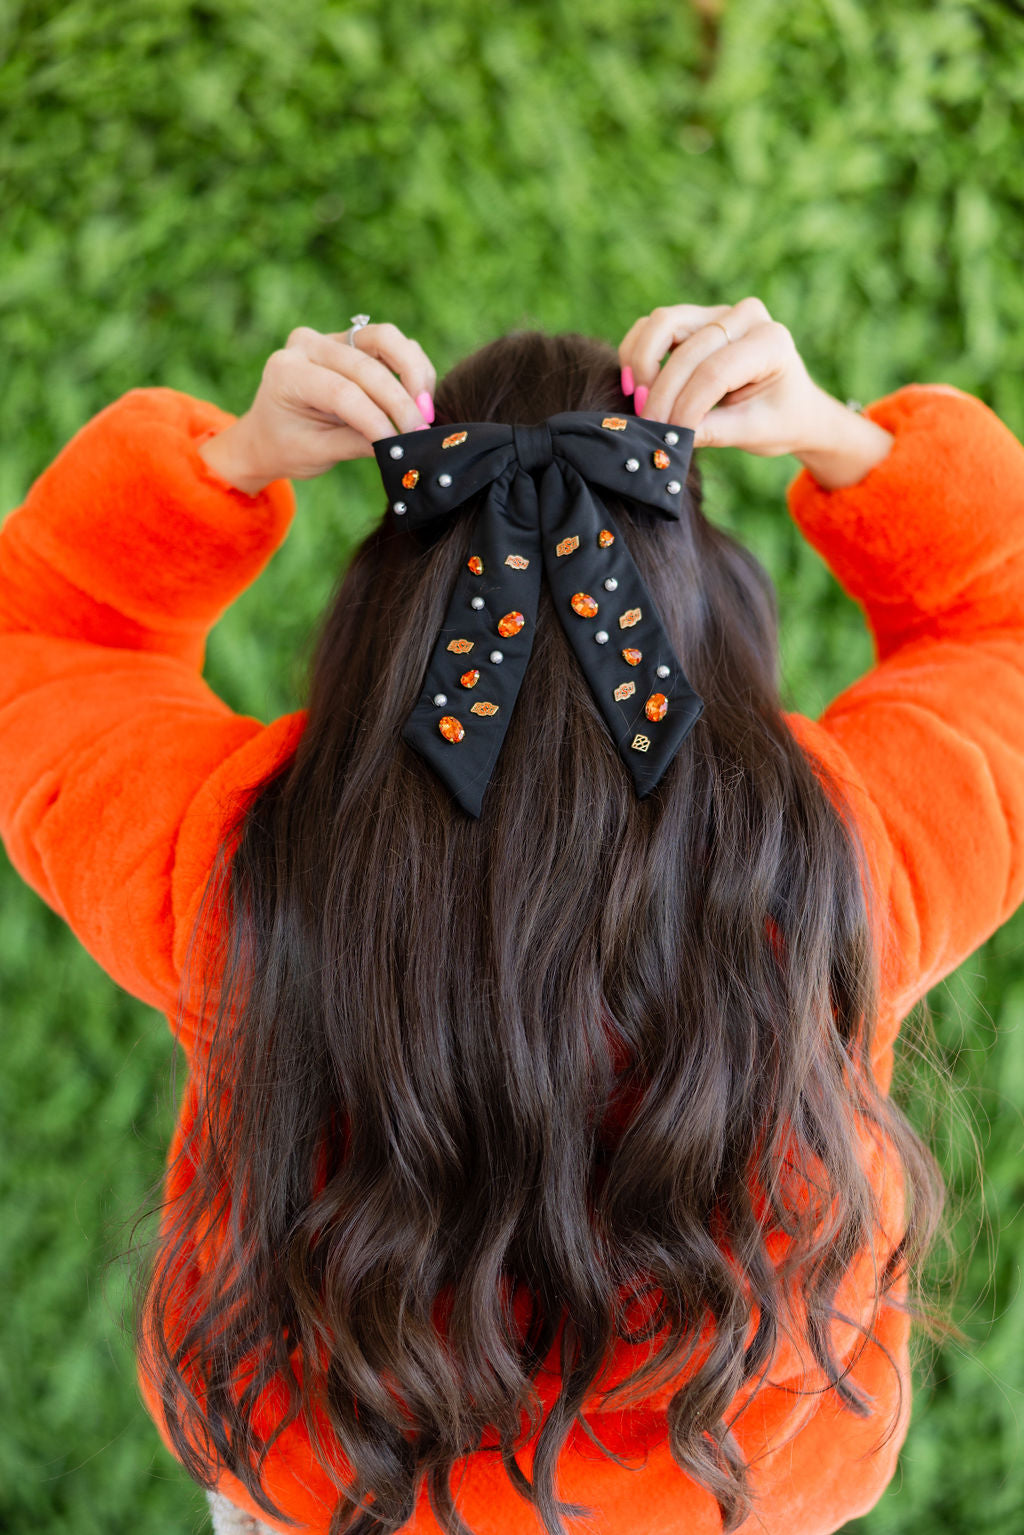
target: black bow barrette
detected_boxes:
[373,411,705,818]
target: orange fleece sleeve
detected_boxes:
[0,388,307,1056]
[782,383,1024,1086]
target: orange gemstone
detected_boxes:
[601,416,628,430]
[645,693,668,722]
[498,610,525,637]
[570,592,599,618]
[621,647,643,666]
[619,607,642,629]
[447,638,474,654]
[459,668,480,688]
[402,469,420,489]
[653,449,670,469]
[439,716,464,742]
[598,529,615,547]
[443,431,468,448]
[467,555,484,574]
[470,701,499,716]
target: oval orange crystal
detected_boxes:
[570,592,598,618]
[498,611,525,637]
[439,716,464,742]
[645,694,668,722]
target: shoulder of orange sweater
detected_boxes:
[784,383,1024,650]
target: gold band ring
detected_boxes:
[709,319,732,343]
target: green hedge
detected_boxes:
[1,2,1022,1531]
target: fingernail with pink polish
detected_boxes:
[634,384,649,416]
[416,390,434,424]
[621,366,634,397]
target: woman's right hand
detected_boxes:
[198,322,437,495]
[617,296,894,488]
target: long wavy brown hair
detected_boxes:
[129,329,953,1534]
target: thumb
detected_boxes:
[692,410,723,449]
[692,403,750,450]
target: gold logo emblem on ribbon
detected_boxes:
[619,607,642,629]
[447,638,474,654]
[601,417,628,430]
[470,701,499,716]
[556,535,580,557]
[505,554,530,569]
[631,733,651,752]
[613,681,636,702]
[442,431,468,448]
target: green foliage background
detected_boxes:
[2,1,1023,1531]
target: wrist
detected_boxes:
[197,415,275,496]
[792,390,895,491]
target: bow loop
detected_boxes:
[372,411,704,817]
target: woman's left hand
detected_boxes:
[198,322,438,495]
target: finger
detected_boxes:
[328,321,438,409]
[293,331,429,433]
[284,353,399,443]
[620,303,735,386]
[658,322,792,432]
[691,399,762,449]
[627,297,772,390]
[641,323,742,423]
[642,303,778,423]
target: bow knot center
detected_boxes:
[513,422,554,475]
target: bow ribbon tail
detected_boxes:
[540,464,704,800]
[400,466,544,818]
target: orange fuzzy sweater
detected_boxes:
[2,383,1024,1534]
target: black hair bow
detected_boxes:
[373,411,704,818]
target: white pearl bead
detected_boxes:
[490,649,503,663]
[433,693,447,706]
[389,445,404,459]
[392,501,407,514]
[603,577,618,591]
[656,664,670,678]
[438,472,452,487]
[666,480,682,494]
[471,596,485,610]
[625,457,640,472]
[595,630,609,644]
[663,431,679,445]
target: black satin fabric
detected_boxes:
[373,411,704,818]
